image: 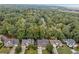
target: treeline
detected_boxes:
[0,8,79,42]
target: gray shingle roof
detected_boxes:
[63,39,76,47]
[4,39,19,47]
[37,39,49,47]
[1,36,19,47]
[50,40,62,46]
[22,39,34,46]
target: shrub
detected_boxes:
[28,44,37,50]
[15,45,21,54]
[46,44,53,53]
[0,41,3,49]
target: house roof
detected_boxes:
[63,39,75,43]
[12,39,19,45]
[3,38,19,43]
[22,39,34,46]
[1,35,8,41]
[37,39,49,47]
[63,39,76,47]
[4,39,19,47]
[50,40,62,46]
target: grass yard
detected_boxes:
[42,49,49,54]
[0,46,11,54]
[57,45,72,54]
[25,48,37,54]
[74,47,79,51]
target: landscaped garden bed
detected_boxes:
[57,44,72,54]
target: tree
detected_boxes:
[15,18,26,39]
[15,45,22,54]
[28,44,37,50]
[0,41,3,48]
[46,44,53,53]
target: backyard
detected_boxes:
[57,44,72,54]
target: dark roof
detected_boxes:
[37,39,49,47]
[22,39,34,46]
[12,39,19,45]
[63,39,76,47]
[63,39,75,43]
[4,39,19,46]
[50,40,62,46]
[1,35,8,41]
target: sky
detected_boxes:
[56,4,79,7]
[0,0,79,4]
[0,0,79,8]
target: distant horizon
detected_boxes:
[0,4,79,8]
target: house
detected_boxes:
[3,39,19,47]
[50,40,63,47]
[22,39,34,46]
[63,39,76,48]
[1,35,8,41]
[37,39,49,49]
[1,35,19,47]
[12,39,19,46]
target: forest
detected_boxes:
[0,5,79,42]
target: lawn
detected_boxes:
[74,47,79,51]
[0,46,11,54]
[15,45,22,54]
[25,48,37,54]
[42,49,49,54]
[57,45,72,54]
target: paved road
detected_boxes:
[9,45,17,54]
[20,46,26,54]
[53,44,58,54]
[37,47,42,54]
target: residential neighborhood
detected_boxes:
[0,4,79,54]
[0,35,79,54]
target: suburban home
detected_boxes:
[63,39,76,48]
[3,39,19,47]
[1,35,19,47]
[22,39,34,46]
[37,39,49,49]
[1,35,8,41]
[50,40,63,47]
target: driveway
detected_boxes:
[37,47,42,54]
[20,46,26,54]
[9,45,17,54]
[53,44,58,54]
[71,49,79,54]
